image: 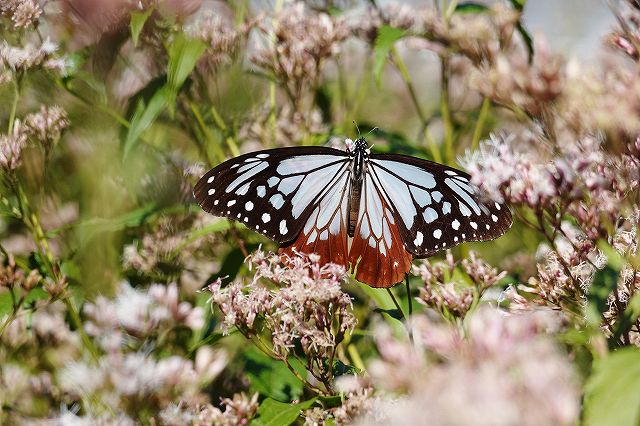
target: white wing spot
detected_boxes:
[269,193,285,209]
[207,176,214,184]
[245,201,254,211]
[445,170,457,176]
[244,217,248,223]
[423,207,438,223]
[208,188,215,195]
[320,230,329,241]
[227,200,236,207]
[433,229,442,239]
[454,236,459,242]
[262,213,271,223]
[492,214,498,222]
[432,191,443,203]
[414,231,424,246]
[256,225,260,230]
[471,221,478,230]
[236,183,250,196]
[462,233,466,238]
[279,220,288,235]
[486,224,490,230]
[267,177,280,187]
[256,186,266,197]
[443,202,452,214]
[256,153,269,159]
[237,213,241,219]
[495,202,501,210]
[452,219,460,230]
[459,202,472,217]
[214,200,219,206]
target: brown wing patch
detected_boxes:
[348,175,412,288]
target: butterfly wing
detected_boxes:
[194,147,350,245]
[280,163,351,268]
[367,154,512,257]
[348,171,413,287]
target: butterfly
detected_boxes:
[194,137,512,288]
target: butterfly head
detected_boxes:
[345,137,370,156]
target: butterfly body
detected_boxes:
[194,138,512,288]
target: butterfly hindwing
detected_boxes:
[348,171,413,287]
[193,147,350,244]
[368,154,512,257]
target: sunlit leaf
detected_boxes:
[373,26,406,84]
[130,8,154,47]
[123,86,173,159]
[242,347,305,402]
[584,347,640,426]
[586,265,620,326]
[455,2,489,14]
[252,398,317,426]
[167,33,207,90]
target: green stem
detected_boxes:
[405,274,413,317]
[8,75,20,134]
[390,47,427,124]
[440,56,455,164]
[471,97,491,150]
[64,297,100,361]
[210,104,240,157]
[386,288,406,322]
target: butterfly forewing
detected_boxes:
[193,147,350,244]
[368,154,512,257]
[280,164,351,268]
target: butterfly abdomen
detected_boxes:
[347,178,362,237]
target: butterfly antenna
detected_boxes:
[353,120,361,138]
[365,126,379,137]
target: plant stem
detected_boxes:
[386,288,406,321]
[440,56,455,164]
[390,47,428,124]
[471,97,491,150]
[405,274,413,316]
[8,75,21,134]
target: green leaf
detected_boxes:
[373,26,406,84]
[242,347,305,402]
[252,398,317,426]
[584,347,640,426]
[76,203,158,245]
[167,33,207,90]
[123,86,173,159]
[331,359,360,377]
[130,8,154,47]
[0,291,12,316]
[455,2,489,14]
[508,0,527,11]
[586,265,620,325]
[612,293,640,345]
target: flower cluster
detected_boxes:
[83,282,204,351]
[23,105,70,151]
[0,121,28,172]
[209,250,356,390]
[0,38,64,74]
[252,2,349,110]
[0,0,41,29]
[355,308,579,426]
[414,250,506,319]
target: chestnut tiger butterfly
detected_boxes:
[194,137,512,288]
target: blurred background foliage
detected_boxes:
[1,0,640,424]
